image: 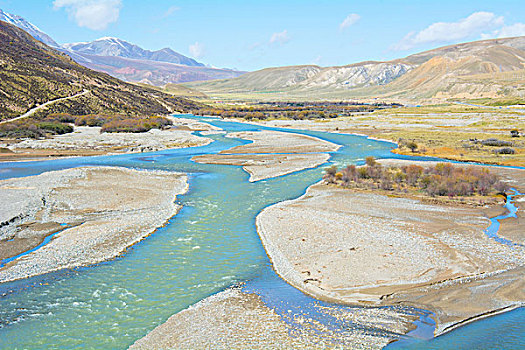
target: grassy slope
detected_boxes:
[0,20,201,121]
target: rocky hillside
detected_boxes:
[372,43,525,99]
[192,62,411,94]
[188,36,525,101]
[0,20,200,121]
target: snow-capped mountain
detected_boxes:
[0,9,244,85]
[64,37,204,67]
[0,8,59,47]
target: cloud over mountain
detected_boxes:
[189,41,204,58]
[393,12,504,50]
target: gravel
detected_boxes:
[0,167,187,283]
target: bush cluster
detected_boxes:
[496,147,516,155]
[0,113,172,138]
[100,116,172,133]
[0,118,73,138]
[324,157,509,197]
[481,138,513,147]
[191,101,399,121]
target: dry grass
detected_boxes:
[377,129,525,166]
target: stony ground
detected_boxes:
[129,288,416,350]
[0,167,187,282]
[255,163,525,335]
[0,116,218,162]
[193,130,339,181]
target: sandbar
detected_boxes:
[0,167,187,283]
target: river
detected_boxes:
[0,115,522,349]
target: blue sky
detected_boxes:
[1,0,524,71]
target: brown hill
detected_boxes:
[187,36,525,101]
[0,20,200,121]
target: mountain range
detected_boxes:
[64,37,204,67]
[187,37,525,101]
[0,8,245,87]
[2,7,525,102]
[61,37,245,86]
[0,20,200,121]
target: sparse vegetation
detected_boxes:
[481,138,513,147]
[324,158,509,198]
[0,113,173,138]
[191,101,400,121]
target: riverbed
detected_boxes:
[0,115,522,349]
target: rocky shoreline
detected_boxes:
[0,167,187,283]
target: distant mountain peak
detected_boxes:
[95,36,121,41]
[64,37,205,67]
[0,8,59,47]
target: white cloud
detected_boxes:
[162,5,180,18]
[392,12,504,51]
[53,0,122,31]
[269,30,290,45]
[481,23,525,39]
[189,41,204,58]
[247,42,262,51]
[339,13,360,31]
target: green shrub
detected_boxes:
[481,138,513,147]
[496,147,515,154]
[37,122,73,135]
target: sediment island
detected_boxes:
[256,159,525,336]
[0,167,187,283]
[193,130,340,181]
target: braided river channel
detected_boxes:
[0,115,522,349]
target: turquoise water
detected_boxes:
[389,308,525,350]
[0,115,522,349]
[483,189,524,247]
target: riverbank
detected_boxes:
[224,110,525,167]
[0,116,217,162]
[255,161,524,336]
[129,286,418,350]
[0,167,187,283]
[193,130,340,181]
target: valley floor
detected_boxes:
[225,105,525,167]
[1,115,523,348]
